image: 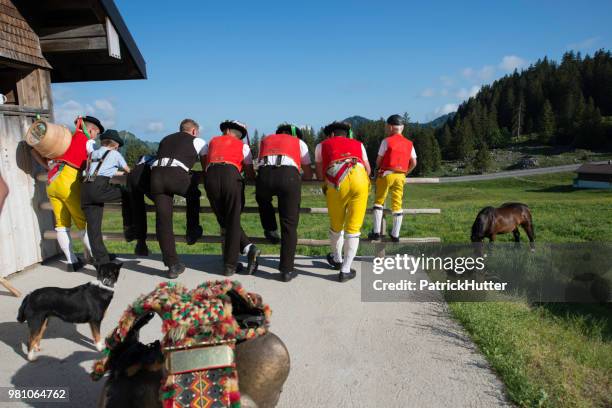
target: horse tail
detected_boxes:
[17,294,30,323]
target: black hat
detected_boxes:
[220,120,248,139]
[386,114,405,126]
[99,129,124,147]
[76,115,104,133]
[276,123,303,139]
[323,121,352,136]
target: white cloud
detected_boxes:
[567,36,600,51]
[53,98,116,128]
[440,76,454,86]
[478,65,495,81]
[462,68,475,78]
[499,55,527,72]
[463,65,496,82]
[146,121,165,133]
[435,103,458,116]
[455,85,480,99]
[440,88,449,96]
[419,88,436,98]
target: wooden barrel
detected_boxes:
[26,120,72,159]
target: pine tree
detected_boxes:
[512,95,525,137]
[538,99,556,143]
[455,120,475,161]
[438,124,452,158]
[250,129,260,158]
[473,143,491,174]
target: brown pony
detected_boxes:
[471,202,535,244]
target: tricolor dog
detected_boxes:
[17,262,121,361]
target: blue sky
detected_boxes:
[52,0,612,142]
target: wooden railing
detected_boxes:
[38,171,442,254]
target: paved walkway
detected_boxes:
[0,255,511,407]
[440,163,583,182]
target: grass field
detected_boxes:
[78,172,612,408]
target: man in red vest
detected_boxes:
[256,123,313,282]
[203,120,260,277]
[31,115,102,271]
[369,114,417,242]
[315,121,371,282]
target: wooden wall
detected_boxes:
[0,67,57,277]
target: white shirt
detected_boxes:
[258,136,311,169]
[86,139,96,154]
[193,138,208,157]
[314,142,369,165]
[201,139,253,166]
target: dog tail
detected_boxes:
[17,294,30,323]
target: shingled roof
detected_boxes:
[0,0,50,68]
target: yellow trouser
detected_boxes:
[46,165,86,229]
[325,165,369,235]
[374,172,406,213]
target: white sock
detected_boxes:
[391,212,404,238]
[329,229,344,263]
[56,227,77,263]
[341,234,360,273]
[372,206,383,234]
[242,243,252,256]
[80,229,93,258]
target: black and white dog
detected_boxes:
[17,263,121,361]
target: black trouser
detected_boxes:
[121,163,153,242]
[204,164,250,267]
[150,167,201,266]
[256,166,301,272]
[81,176,123,264]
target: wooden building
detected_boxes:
[573,162,612,189]
[0,0,145,277]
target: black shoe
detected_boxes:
[264,230,281,244]
[223,264,236,277]
[338,269,357,282]
[326,253,342,270]
[66,258,84,272]
[390,236,400,243]
[246,245,261,275]
[186,225,203,245]
[280,270,297,282]
[134,241,149,256]
[124,226,136,242]
[368,231,382,241]
[167,263,185,279]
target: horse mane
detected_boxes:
[472,206,495,239]
[500,202,529,210]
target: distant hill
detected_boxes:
[118,131,159,166]
[342,113,454,129]
[439,50,612,161]
[420,112,455,128]
[343,115,373,129]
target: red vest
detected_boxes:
[56,129,90,170]
[207,135,245,172]
[320,136,364,171]
[259,134,302,170]
[380,133,413,173]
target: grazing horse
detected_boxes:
[471,202,535,244]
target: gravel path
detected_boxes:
[0,255,511,407]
